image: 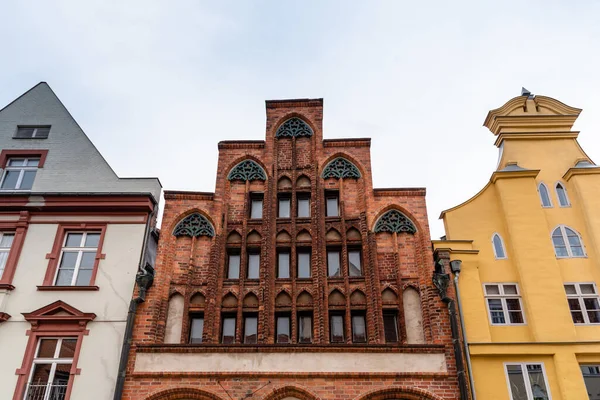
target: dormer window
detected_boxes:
[15,126,50,139]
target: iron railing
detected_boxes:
[25,383,67,400]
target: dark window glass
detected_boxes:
[327,250,341,277]
[383,311,399,343]
[278,251,290,278]
[352,313,366,343]
[581,364,600,399]
[15,126,50,138]
[348,249,362,276]
[247,252,260,279]
[250,196,263,219]
[330,314,345,343]
[244,315,258,344]
[227,253,240,279]
[278,197,291,218]
[189,315,204,344]
[297,196,310,218]
[297,249,311,278]
[221,316,236,344]
[298,313,312,344]
[276,315,290,343]
[326,193,339,217]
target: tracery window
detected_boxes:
[322,157,361,179]
[275,117,314,138]
[173,213,215,237]
[373,209,417,234]
[227,160,267,181]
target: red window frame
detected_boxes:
[0,149,48,168]
[0,211,30,293]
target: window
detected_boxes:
[15,126,50,139]
[221,315,236,344]
[505,363,551,400]
[538,183,552,207]
[189,314,204,344]
[325,192,339,217]
[492,233,507,259]
[0,232,15,279]
[54,232,100,286]
[484,284,525,325]
[297,195,310,218]
[243,314,258,344]
[298,313,312,344]
[297,249,311,278]
[565,283,600,324]
[348,249,362,276]
[277,250,290,278]
[383,311,399,343]
[250,194,263,219]
[278,196,291,218]
[276,314,291,343]
[580,365,600,399]
[330,313,345,343]
[351,312,366,343]
[247,252,260,280]
[227,252,240,279]
[556,182,570,207]
[327,249,341,277]
[552,226,585,258]
[24,337,76,400]
[0,157,39,190]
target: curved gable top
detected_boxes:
[322,157,361,179]
[173,213,215,238]
[275,117,314,138]
[374,209,417,234]
[227,159,267,182]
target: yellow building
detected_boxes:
[433,90,600,400]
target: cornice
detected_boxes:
[323,138,371,148]
[490,169,540,183]
[266,98,323,108]
[218,141,265,150]
[373,188,426,197]
[494,131,579,147]
[164,191,215,201]
[563,166,600,181]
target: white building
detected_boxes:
[0,83,161,400]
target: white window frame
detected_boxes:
[551,225,586,259]
[504,362,552,400]
[24,337,76,400]
[0,157,39,191]
[16,126,51,138]
[484,283,526,326]
[53,231,100,286]
[0,231,15,279]
[564,282,600,325]
[492,233,508,260]
[555,181,570,207]
[537,182,553,208]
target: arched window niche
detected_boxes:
[492,233,507,259]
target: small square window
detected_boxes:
[298,313,313,344]
[565,282,600,325]
[325,192,339,217]
[244,314,258,344]
[250,194,263,219]
[278,196,291,218]
[247,252,260,280]
[383,311,399,343]
[297,195,310,218]
[297,249,311,278]
[189,314,204,344]
[348,249,362,277]
[351,312,366,343]
[330,313,345,343]
[227,252,240,279]
[221,315,236,344]
[15,126,50,139]
[276,314,291,344]
[327,249,341,277]
[277,250,290,279]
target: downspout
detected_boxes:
[113,210,156,400]
[454,270,477,400]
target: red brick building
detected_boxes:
[122,99,463,400]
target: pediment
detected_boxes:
[22,300,96,326]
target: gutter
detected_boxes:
[454,271,476,400]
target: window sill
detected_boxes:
[276,217,292,222]
[325,216,341,221]
[296,217,311,222]
[348,276,365,282]
[37,285,99,291]
[0,283,15,291]
[247,219,263,224]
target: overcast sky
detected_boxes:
[2,1,600,238]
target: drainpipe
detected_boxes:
[113,212,156,400]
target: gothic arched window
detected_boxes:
[555,182,570,207]
[373,209,417,234]
[227,160,267,182]
[322,157,361,179]
[552,225,585,258]
[275,117,314,138]
[538,183,552,207]
[173,213,215,238]
[492,233,507,259]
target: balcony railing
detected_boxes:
[25,383,67,400]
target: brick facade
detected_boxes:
[122,99,461,400]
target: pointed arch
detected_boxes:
[247,230,262,243]
[222,292,238,308]
[373,209,417,234]
[328,289,346,306]
[275,291,292,307]
[326,228,342,241]
[538,182,552,207]
[552,225,586,258]
[555,181,570,207]
[226,230,242,244]
[227,159,267,181]
[346,227,362,241]
[275,117,314,138]
[165,293,184,344]
[322,157,361,179]
[350,289,367,306]
[278,175,293,190]
[145,387,224,400]
[492,233,507,259]
[262,385,320,400]
[381,287,398,304]
[243,292,259,308]
[296,174,311,188]
[173,212,215,237]
[297,290,313,306]
[296,229,312,242]
[276,230,292,242]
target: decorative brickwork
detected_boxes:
[123,98,462,400]
[173,213,215,237]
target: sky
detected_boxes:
[1,1,600,238]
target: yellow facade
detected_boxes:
[434,93,600,400]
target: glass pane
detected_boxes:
[581,284,596,295]
[30,363,52,385]
[572,246,585,257]
[298,315,312,343]
[26,158,40,167]
[584,298,600,310]
[190,317,204,343]
[59,339,77,358]
[75,268,93,286]
[7,158,25,166]
[568,298,582,311]
[55,268,74,286]
[506,298,522,311]
[488,299,505,324]
[509,311,524,324]
[572,311,585,324]
[383,313,398,343]
[493,235,505,258]
[80,252,96,269]
[506,364,528,400]
[326,197,339,217]
[503,284,518,295]
[244,316,257,344]
[59,252,78,268]
[250,199,263,219]
[581,365,600,400]
[0,233,14,248]
[277,316,290,343]
[20,170,36,189]
[16,127,35,138]
[228,254,240,279]
[527,364,550,400]
[539,185,551,207]
[557,186,569,206]
[297,251,311,278]
[297,198,310,218]
[327,251,341,277]
[1,170,19,189]
[84,233,100,247]
[352,315,366,343]
[222,317,235,344]
[278,198,290,218]
[587,310,600,324]
[485,285,500,295]
[278,252,290,278]
[0,252,8,278]
[565,284,577,295]
[348,250,362,276]
[330,315,344,342]
[65,233,84,247]
[35,127,50,138]
[37,339,58,358]
[247,253,260,279]
[53,363,71,386]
